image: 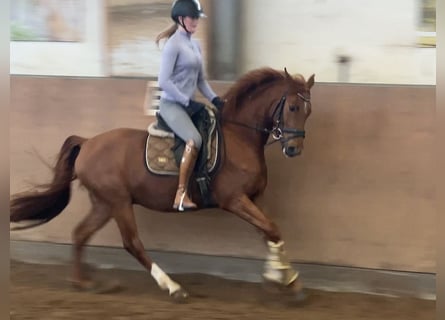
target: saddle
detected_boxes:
[145,106,221,206]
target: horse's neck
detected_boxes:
[223,85,284,148]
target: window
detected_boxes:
[418,0,436,47]
[10,0,85,42]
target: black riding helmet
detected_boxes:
[171,0,206,23]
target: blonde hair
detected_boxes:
[155,24,178,47]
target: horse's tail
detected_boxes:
[10,135,87,231]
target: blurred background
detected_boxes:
[10,0,436,84]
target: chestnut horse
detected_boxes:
[10,67,314,302]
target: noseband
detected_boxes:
[264,92,311,147]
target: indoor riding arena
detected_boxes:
[10,0,436,319]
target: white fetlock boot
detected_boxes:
[263,241,299,286]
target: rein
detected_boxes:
[221,93,309,146]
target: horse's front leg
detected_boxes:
[222,194,302,290]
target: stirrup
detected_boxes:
[173,191,196,212]
[175,192,186,212]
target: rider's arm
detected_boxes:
[195,42,217,102]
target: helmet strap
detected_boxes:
[178,16,191,34]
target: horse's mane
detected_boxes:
[223,68,306,108]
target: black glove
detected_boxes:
[211,96,225,110]
[186,99,206,116]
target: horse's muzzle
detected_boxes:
[283,146,302,157]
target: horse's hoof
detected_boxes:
[287,279,310,305]
[69,278,96,291]
[294,289,308,302]
[170,288,189,303]
[69,278,122,294]
[94,280,123,294]
[287,278,303,293]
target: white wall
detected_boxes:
[241,0,436,85]
[10,0,107,77]
[10,0,436,84]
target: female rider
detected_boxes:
[156,0,224,211]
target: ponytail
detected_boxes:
[155,24,178,47]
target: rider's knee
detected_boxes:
[192,135,202,150]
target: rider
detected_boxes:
[155,0,224,211]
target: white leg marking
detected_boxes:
[150,263,181,295]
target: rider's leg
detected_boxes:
[173,140,198,211]
[159,99,202,211]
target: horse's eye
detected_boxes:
[289,105,299,112]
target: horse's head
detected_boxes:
[222,67,315,157]
[272,68,315,157]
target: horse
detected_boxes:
[10,67,315,302]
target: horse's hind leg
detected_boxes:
[112,202,188,301]
[71,194,111,289]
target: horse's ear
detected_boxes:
[284,67,292,81]
[307,74,315,89]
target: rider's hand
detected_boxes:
[186,99,206,116]
[211,96,225,110]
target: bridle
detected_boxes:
[222,92,311,146]
[269,92,310,144]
